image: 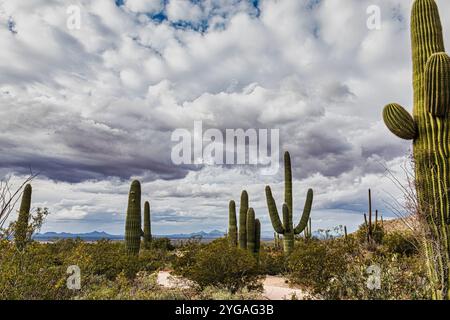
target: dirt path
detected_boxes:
[156,271,307,300]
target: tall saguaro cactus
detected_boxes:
[382,0,450,299]
[238,190,249,250]
[143,201,152,249]
[15,184,32,250]
[125,180,143,255]
[228,200,238,246]
[265,151,313,254]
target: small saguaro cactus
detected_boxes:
[246,208,261,256]
[265,151,313,253]
[381,0,450,299]
[228,200,238,246]
[228,194,261,256]
[125,180,143,255]
[15,184,32,250]
[143,201,152,249]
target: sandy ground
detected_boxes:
[156,271,307,300]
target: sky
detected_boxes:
[1,0,449,235]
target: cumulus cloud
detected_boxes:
[1,0,443,234]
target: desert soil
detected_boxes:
[156,271,306,300]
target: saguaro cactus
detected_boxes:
[265,151,313,253]
[143,201,152,249]
[15,184,32,250]
[125,180,143,255]
[238,190,249,250]
[228,196,260,256]
[382,0,450,299]
[228,200,238,246]
[246,208,261,255]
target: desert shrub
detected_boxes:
[0,242,75,299]
[150,237,174,251]
[355,223,384,246]
[173,238,263,293]
[332,254,429,300]
[382,231,419,256]
[0,238,172,299]
[259,246,286,275]
[78,271,190,300]
[287,238,350,298]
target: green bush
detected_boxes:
[355,223,384,245]
[287,238,350,298]
[382,231,419,256]
[150,237,174,251]
[259,246,286,275]
[173,238,263,293]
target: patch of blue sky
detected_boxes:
[115,0,260,33]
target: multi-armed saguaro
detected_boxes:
[265,151,313,253]
[15,184,32,251]
[382,0,450,299]
[228,190,261,256]
[125,180,152,255]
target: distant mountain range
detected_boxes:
[33,230,227,241]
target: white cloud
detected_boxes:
[124,0,164,14]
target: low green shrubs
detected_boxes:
[172,238,263,293]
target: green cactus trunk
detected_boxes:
[228,200,238,246]
[246,208,256,254]
[265,151,313,254]
[125,180,142,256]
[228,195,260,256]
[143,201,152,249]
[15,184,32,251]
[254,218,261,256]
[238,191,249,250]
[382,0,450,299]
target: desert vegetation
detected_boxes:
[0,168,432,300]
[1,0,450,301]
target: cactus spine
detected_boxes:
[382,0,450,298]
[265,151,313,253]
[143,201,152,249]
[15,184,32,250]
[228,200,238,246]
[125,180,143,255]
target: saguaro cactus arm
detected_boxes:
[425,53,450,116]
[383,103,417,140]
[294,188,313,234]
[265,186,285,234]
